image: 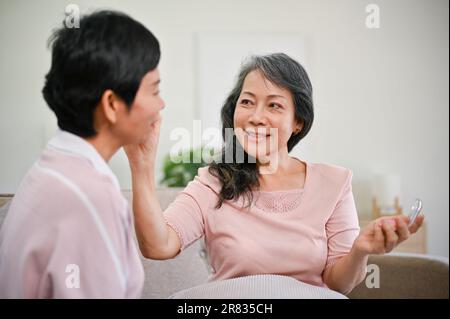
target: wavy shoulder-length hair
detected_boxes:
[208,53,314,208]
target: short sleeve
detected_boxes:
[163,170,216,250]
[324,170,360,269]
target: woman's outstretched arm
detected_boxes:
[125,118,181,260]
[323,214,424,294]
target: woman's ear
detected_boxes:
[294,121,304,135]
[99,90,122,124]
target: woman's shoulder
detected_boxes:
[308,161,353,186]
[190,166,222,194]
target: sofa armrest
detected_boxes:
[348,253,449,299]
[0,197,12,227]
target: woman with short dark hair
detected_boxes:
[0,10,164,298]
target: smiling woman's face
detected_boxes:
[233,70,301,161]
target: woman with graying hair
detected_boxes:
[125,53,424,295]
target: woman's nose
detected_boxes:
[248,107,267,125]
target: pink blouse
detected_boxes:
[0,131,144,298]
[164,160,360,287]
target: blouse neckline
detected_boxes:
[256,157,310,194]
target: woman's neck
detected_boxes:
[257,149,291,175]
[257,150,306,191]
[84,131,121,162]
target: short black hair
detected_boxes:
[42,10,160,137]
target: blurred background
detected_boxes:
[0,0,448,256]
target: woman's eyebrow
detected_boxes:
[151,79,161,86]
[267,94,288,101]
[242,91,255,97]
[242,91,287,101]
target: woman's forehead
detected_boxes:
[242,70,292,99]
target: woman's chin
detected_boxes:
[242,147,271,163]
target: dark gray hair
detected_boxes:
[209,53,314,208]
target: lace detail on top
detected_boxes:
[253,189,304,213]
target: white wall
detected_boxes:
[0,0,448,256]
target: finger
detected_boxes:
[409,214,425,234]
[381,217,397,231]
[374,221,385,253]
[362,219,380,236]
[382,220,398,253]
[395,216,410,243]
[398,214,410,225]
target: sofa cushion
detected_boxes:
[348,253,449,299]
[141,239,211,298]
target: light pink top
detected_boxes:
[0,130,144,298]
[164,161,360,287]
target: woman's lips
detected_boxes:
[244,129,271,141]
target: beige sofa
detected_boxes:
[0,189,448,299]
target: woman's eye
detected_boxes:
[269,103,282,110]
[240,99,252,106]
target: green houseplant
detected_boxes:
[160,147,216,187]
